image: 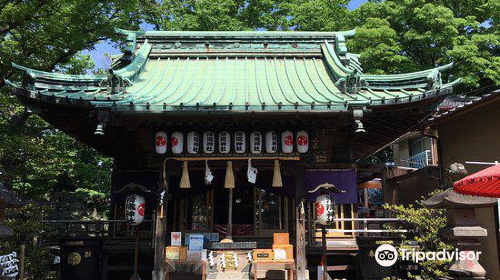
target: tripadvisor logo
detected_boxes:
[375,244,398,267]
[374,244,482,267]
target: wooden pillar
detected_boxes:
[321,226,328,280]
[226,188,234,240]
[131,228,141,280]
[294,167,307,280]
[153,171,169,280]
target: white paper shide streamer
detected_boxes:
[0,251,19,277]
[247,159,258,184]
[204,160,214,185]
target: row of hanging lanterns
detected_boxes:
[155,130,309,155]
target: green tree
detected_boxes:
[0,0,143,88]
[139,0,351,31]
[139,0,287,31]
[286,0,350,31]
[0,0,141,215]
[0,204,56,280]
[384,194,452,280]
[346,0,499,89]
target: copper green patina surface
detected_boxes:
[6,29,460,112]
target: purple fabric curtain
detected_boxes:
[303,169,357,204]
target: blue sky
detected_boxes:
[83,0,368,70]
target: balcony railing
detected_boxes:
[41,219,154,246]
[406,150,432,169]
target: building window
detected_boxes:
[408,137,433,168]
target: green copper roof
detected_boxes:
[6,29,459,113]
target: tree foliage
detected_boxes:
[384,193,452,280]
[0,204,56,279]
[346,0,499,89]
[137,0,498,89]
[0,0,141,217]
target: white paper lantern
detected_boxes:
[125,194,146,226]
[187,132,200,154]
[219,131,231,154]
[203,131,215,154]
[250,132,263,154]
[281,131,294,154]
[171,131,184,154]
[315,194,335,225]
[155,131,167,154]
[296,130,309,153]
[265,131,278,153]
[234,131,246,153]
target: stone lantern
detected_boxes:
[423,189,497,279]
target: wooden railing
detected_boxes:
[42,219,154,245]
[307,217,407,247]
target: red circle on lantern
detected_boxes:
[284,135,293,146]
[297,135,308,146]
[156,136,166,146]
[137,203,145,216]
[315,202,324,216]
[171,137,179,147]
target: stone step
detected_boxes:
[207,272,250,280]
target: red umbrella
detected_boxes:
[453,164,500,198]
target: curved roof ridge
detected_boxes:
[11,62,106,82]
[362,63,454,81]
[116,28,357,39]
[113,40,152,82]
[10,40,152,87]
[321,40,351,79]
[439,78,462,88]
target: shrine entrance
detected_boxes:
[173,183,291,238]
[214,187,254,236]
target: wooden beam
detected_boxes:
[153,166,169,280]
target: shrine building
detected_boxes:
[6,29,459,280]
